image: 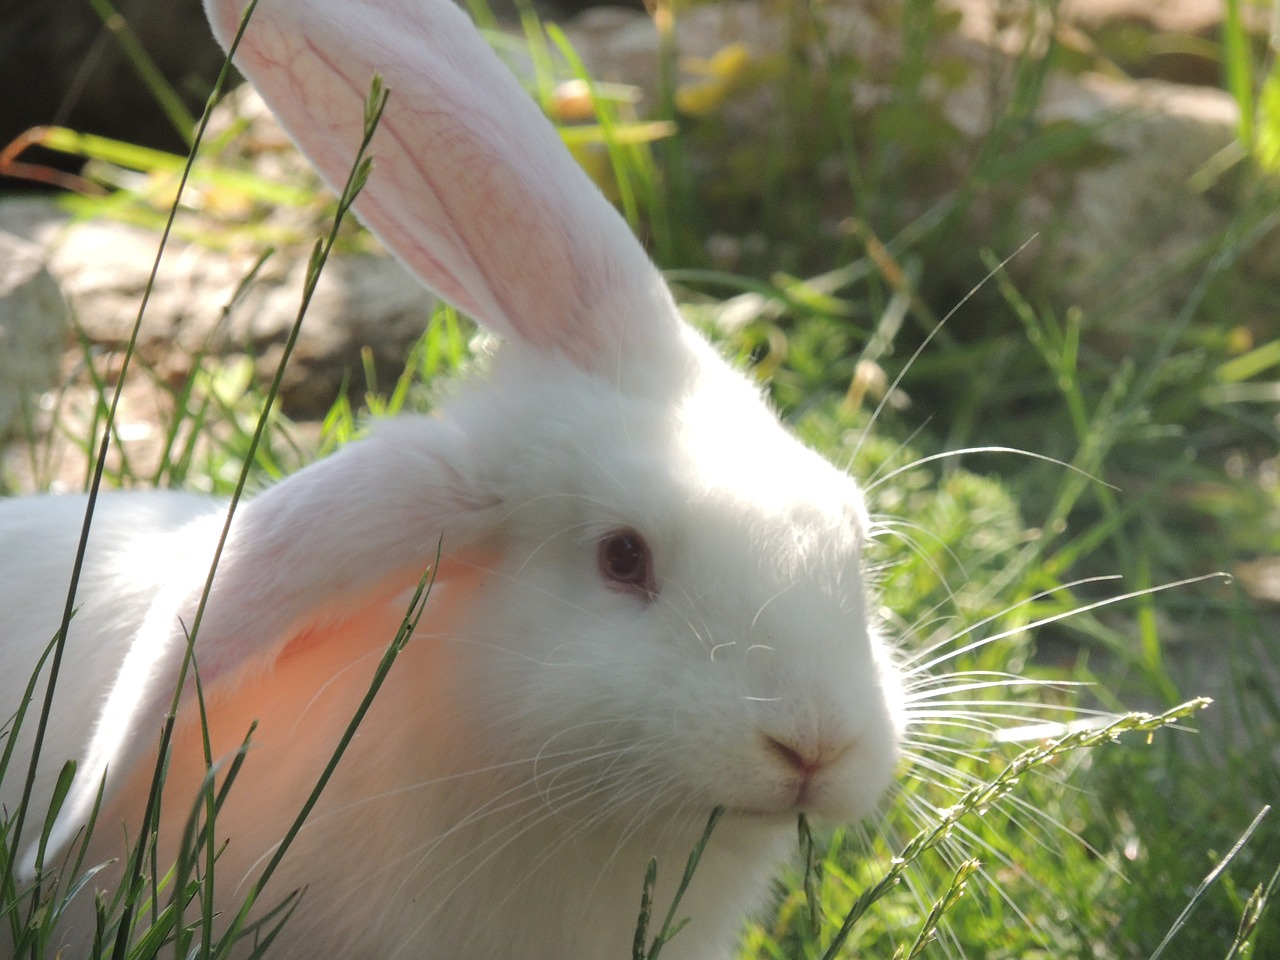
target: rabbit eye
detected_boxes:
[598,529,656,599]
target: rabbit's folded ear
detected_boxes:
[203,0,682,381]
[38,421,497,869]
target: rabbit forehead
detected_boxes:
[465,359,869,609]
[468,345,868,531]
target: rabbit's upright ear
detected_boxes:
[203,0,682,380]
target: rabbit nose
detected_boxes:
[762,734,854,803]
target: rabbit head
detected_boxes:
[0,0,905,957]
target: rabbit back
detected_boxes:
[0,493,223,854]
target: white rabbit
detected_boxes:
[0,0,905,957]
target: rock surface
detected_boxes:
[0,198,437,421]
[0,229,70,440]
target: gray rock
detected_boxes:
[219,250,439,417]
[0,195,437,420]
[1014,75,1242,328]
[0,227,71,440]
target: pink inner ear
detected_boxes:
[92,595,414,887]
[218,0,640,375]
[277,604,397,663]
[274,549,493,664]
[361,90,602,364]
[92,562,494,895]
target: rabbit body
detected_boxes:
[0,0,905,957]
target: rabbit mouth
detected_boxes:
[724,797,862,824]
[714,782,875,824]
[720,806,802,824]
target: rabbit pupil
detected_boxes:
[598,529,655,598]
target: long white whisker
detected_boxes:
[866,446,1117,496]
[898,575,1124,668]
[853,236,1036,460]
[905,573,1226,677]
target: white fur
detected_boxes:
[0,1,905,957]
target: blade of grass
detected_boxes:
[1222,857,1280,960]
[35,126,314,208]
[640,806,725,960]
[1224,0,1257,148]
[820,701,1209,960]
[8,2,261,937]
[1147,805,1273,960]
[86,0,198,144]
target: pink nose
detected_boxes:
[765,736,821,777]
[763,735,853,806]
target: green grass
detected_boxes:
[2,0,1279,957]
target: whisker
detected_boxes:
[867,518,966,603]
[853,238,1035,461]
[866,446,1116,496]
[902,573,1224,677]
